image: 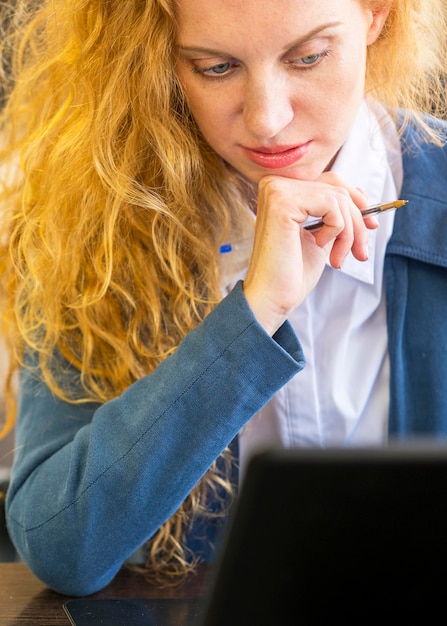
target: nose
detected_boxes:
[242,74,294,140]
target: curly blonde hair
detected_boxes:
[0,0,446,581]
[365,0,447,138]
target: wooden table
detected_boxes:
[0,562,209,625]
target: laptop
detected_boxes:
[65,444,447,625]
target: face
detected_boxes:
[174,0,389,184]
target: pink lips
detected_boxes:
[242,141,311,169]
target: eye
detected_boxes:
[289,50,331,69]
[192,60,238,79]
[300,54,321,65]
[207,62,231,75]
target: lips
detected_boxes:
[241,141,312,169]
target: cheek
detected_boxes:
[183,90,233,146]
[175,67,203,118]
[316,58,366,126]
[185,94,211,126]
[177,78,217,134]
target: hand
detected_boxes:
[242,172,378,335]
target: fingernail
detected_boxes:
[364,244,369,260]
[338,252,349,270]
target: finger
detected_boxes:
[307,185,358,265]
[326,191,357,268]
[315,173,372,265]
[348,194,370,262]
[320,175,379,230]
[363,216,379,230]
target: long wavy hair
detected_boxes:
[0,0,446,581]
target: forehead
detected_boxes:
[174,0,362,42]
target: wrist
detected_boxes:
[241,282,288,337]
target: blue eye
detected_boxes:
[290,50,331,68]
[300,54,321,65]
[208,63,231,75]
[192,60,238,79]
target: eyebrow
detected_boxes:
[176,20,343,57]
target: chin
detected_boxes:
[276,154,336,182]
[276,165,326,182]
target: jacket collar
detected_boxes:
[387,117,447,267]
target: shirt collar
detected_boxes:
[329,99,403,284]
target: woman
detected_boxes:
[0,0,446,595]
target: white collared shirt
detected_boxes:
[238,100,404,473]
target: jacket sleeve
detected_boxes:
[6,282,305,595]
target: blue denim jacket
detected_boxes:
[386,119,447,436]
[6,117,447,596]
[7,284,304,595]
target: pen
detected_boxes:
[219,240,253,254]
[219,200,409,254]
[304,199,409,231]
